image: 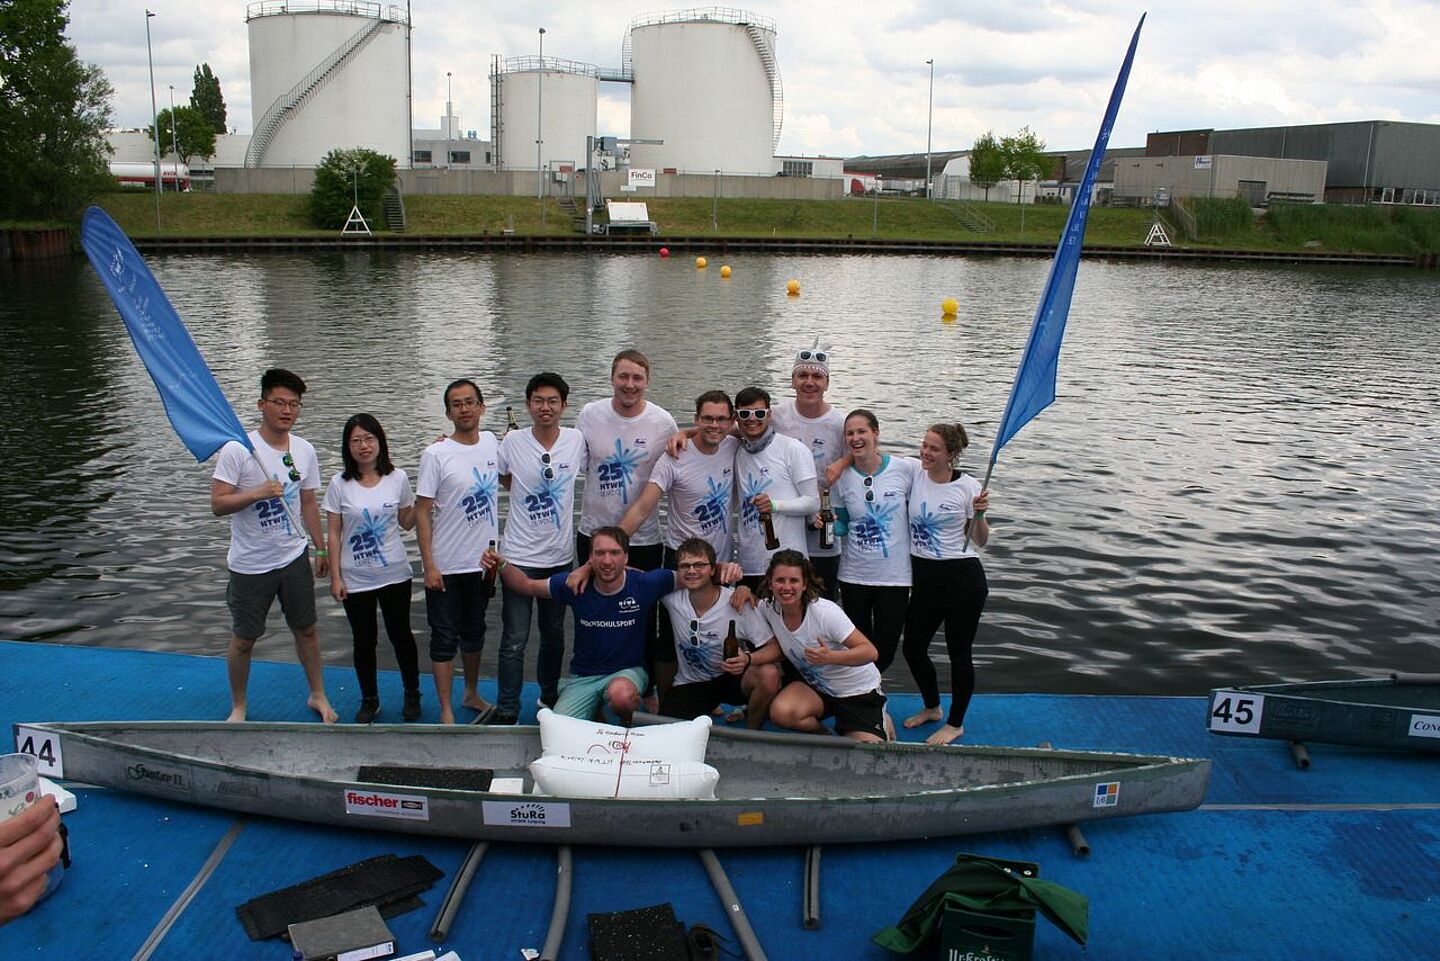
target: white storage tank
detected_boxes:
[492,56,599,172]
[245,0,410,168]
[627,8,782,176]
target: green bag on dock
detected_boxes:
[871,853,1088,956]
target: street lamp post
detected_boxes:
[873,176,881,236]
[145,9,161,228]
[537,27,546,226]
[445,71,452,171]
[168,84,178,192]
[712,170,720,230]
[925,59,934,200]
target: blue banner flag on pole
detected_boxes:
[79,206,251,462]
[989,14,1145,468]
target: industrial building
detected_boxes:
[1146,121,1440,205]
[1111,154,1327,206]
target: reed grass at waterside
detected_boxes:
[89,191,1439,254]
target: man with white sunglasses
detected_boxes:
[734,386,819,591]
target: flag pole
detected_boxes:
[965,15,1146,549]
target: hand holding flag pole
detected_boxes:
[966,15,1145,547]
[79,207,308,541]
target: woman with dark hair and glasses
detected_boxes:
[900,423,991,745]
[828,409,919,689]
[324,413,420,723]
[745,550,888,742]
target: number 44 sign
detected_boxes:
[1208,691,1265,734]
[13,726,64,777]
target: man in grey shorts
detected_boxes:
[210,368,337,723]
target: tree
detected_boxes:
[147,106,216,164]
[0,0,114,221]
[1000,126,1049,204]
[310,147,397,229]
[189,63,226,134]
[968,131,1005,202]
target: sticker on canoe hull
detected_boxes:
[344,789,430,821]
[1093,782,1119,808]
[737,811,764,826]
[1208,691,1265,734]
[1408,714,1440,739]
[13,726,63,777]
[482,800,572,828]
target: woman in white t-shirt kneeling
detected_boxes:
[748,550,890,743]
[324,414,420,724]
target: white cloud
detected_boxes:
[69,0,1440,153]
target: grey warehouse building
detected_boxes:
[1146,121,1440,206]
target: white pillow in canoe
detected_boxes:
[536,708,711,762]
[530,754,719,800]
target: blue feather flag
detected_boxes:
[989,14,1146,468]
[79,206,251,462]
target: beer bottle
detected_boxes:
[482,539,499,597]
[723,620,740,661]
[761,508,780,551]
[503,405,519,438]
[818,490,836,549]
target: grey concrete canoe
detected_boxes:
[12,720,1210,847]
[1207,673,1440,753]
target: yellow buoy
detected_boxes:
[696,256,708,269]
[720,265,732,278]
[786,279,800,296]
[941,297,959,316]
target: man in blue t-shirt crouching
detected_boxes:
[487,526,674,724]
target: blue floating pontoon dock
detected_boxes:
[3,639,1437,959]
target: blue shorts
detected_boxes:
[425,571,491,662]
[553,668,649,721]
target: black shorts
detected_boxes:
[818,687,887,739]
[659,673,747,720]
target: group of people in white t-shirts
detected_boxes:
[207,349,991,747]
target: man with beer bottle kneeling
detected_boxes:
[657,538,779,729]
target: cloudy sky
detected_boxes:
[71,0,1440,157]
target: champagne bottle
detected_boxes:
[482,539,499,597]
[723,619,740,661]
[761,509,780,551]
[818,489,836,549]
[503,405,519,438]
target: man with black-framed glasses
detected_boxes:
[492,372,587,725]
[211,368,336,724]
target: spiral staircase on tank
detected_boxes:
[243,16,387,168]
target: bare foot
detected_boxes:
[643,694,659,714]
[308,695,339,724]
[439,708,455,725]
[882,711,896,742]
[903,706,943,729]
[925,723,965,746]
[462,693,493,713]
[226,706,247,723]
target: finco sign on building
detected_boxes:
[1193,155,1213,170]
[627,168,656,189]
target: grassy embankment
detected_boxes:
[42,191,1440,255]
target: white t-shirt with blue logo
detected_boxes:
[757,597,883,698]
[771,401,846,559]
[648,436,739,558]
[213,431,319,575]
[833,455,920,587]
[735,433,818,575]
[908,470,982,560]
[322,469,415,593]
[498,427,587,567]
[416,433,500,575]
[661,586,776,686]
[576,400,678,546]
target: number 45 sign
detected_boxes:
[1208,691,1265,734]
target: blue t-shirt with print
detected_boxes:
[548,568,676,677]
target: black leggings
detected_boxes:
[902,557,988,727]
[342,579,421,700]
[839,581,909,674]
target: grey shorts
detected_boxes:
[227,552,317,641]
